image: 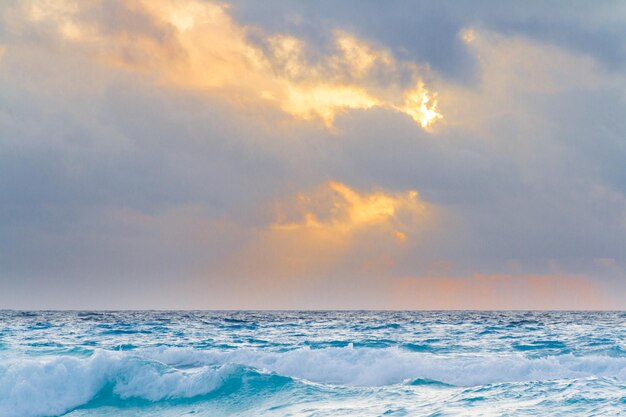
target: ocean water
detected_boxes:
[1,311,625,417]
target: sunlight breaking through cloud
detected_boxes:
[11,0,443,129]
[272,180,430,243]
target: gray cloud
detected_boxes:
[1,0,626,308]
[231,0,626,79]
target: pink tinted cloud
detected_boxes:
[392,273,610,310]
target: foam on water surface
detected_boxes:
[0,311,625,417]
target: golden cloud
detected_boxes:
[15,0,443,129]
[460,28,476,44]
[218,181,435,282]
[272,181,429,239]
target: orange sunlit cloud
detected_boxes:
[272,181,429,238]
[217,181,435,284]
[15,0,443,129]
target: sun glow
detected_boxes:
[398,84,443,129]
[225,181,435,279]
[282,85,380,127]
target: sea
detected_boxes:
[0,311,625,416]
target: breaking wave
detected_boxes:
[2,346,626,417]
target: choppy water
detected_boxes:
[1,311,625,416]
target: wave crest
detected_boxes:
[0,352,273,417]
[2,347,626,417]
[142,345,626,387]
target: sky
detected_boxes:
[1,0,626,309]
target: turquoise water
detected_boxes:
[1,311,625,416]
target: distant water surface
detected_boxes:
[1,311,625,416]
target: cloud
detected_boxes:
[217,181,436,283]
[392,273,611,310]
[5,0,442,129]
[435,27,610,138]
[1,1,626,309]
[228,0,626,79]
[272,181,429,236]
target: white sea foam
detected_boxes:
[142,345,626,387]
[2,347,626,417]
[0,351,234,417]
